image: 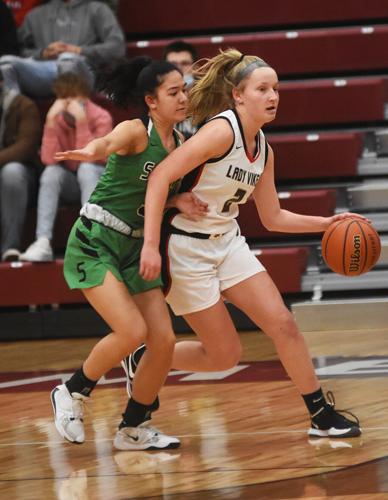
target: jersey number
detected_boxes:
[77,262,86,283]
[221,188,247,213]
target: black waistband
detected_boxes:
[169,225,225,240]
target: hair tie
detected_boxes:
[238,53,245,62]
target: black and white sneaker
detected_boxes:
[121,344,159,412]
[51,384,88,443]
[113,423,180,451]
[121,345,142,397]
[308,391,361,438]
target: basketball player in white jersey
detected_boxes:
[133,49,367,438]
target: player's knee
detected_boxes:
[163,332,176,354]
[211,343,242,370]
[265,311,300,342]
[117,321,147,354]
[147,330,175,356]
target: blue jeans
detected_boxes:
[0,162,38,253]
[36,163,104,240]
[0,52,94,97]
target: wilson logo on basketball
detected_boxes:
[349,234,361,273]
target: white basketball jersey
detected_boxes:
[170,109,268,234]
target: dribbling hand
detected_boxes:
[327,212,371,228]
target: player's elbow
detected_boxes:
[260,215,278,232]
[259,208,283,232]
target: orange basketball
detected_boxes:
[321,218,381,276]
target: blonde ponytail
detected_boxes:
[188,48,268,125]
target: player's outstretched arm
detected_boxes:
[54,119,147,163]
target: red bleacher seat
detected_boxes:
[238,189,337,239]
[258,247,310,293]
[35,78,387,131]
[119,0,388,36]
[127,25,388,78]
[268,131,363,179]
[0,245,308,306]
[0,260,85,307]
[268,77,387,128]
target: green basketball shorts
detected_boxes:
[63,217,162,295]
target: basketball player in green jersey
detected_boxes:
[50,57,208,450]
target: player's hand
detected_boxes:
[171,192,208,221]
[140,245,161,281]
[328,212,371,226]
[54,144,97,162]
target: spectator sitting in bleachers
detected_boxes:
[0,68,41,262]
[0,0,126,98]
[20,72,112,262]
[164,40,198,139]
[0,0,19,56]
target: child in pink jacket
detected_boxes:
[21,72,112,261]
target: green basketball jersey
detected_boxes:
[89,119,181,229]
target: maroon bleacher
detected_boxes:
[20,187,339,256]
[36,77,387,131]
[119,0,388,35]
[127,25,388,77]
[34,69,386,138]
[0,260,85,307]
[258,247,310,293]
[268,131,363,179]
[268,76,387,128]
[0,245,309,306]
[238,189,337,239]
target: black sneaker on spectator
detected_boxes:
[308,391,361,438]
[121,344,160,412]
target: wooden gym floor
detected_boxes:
[1,328,388,499]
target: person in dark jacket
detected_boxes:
[0,69,41,261]
[0,0,126,97]
[0,0,19,56]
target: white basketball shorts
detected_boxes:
[164,228,265,316]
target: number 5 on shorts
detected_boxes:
[77,262,86,283]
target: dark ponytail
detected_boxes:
[96,56,182,109]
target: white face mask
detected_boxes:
[184,74,194,87]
